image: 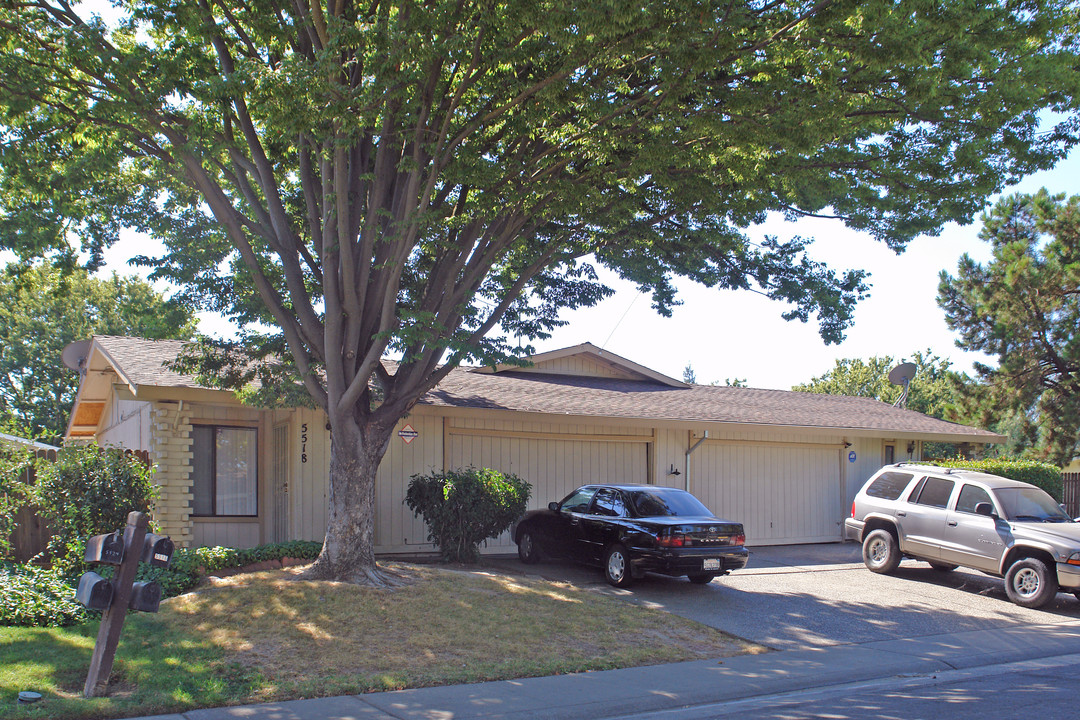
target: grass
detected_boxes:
[1,563,765,719]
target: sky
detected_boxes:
[97,144,1079,391]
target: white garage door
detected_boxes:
[448,433,648,551]
[691,444,842,545]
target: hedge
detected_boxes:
[1,540,323,628]
[933,458,1063,500]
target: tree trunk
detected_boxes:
[303,415,403,586]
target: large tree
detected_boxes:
[939,190,1080,465]
[792,351,962,420]
[0,262,196,442]
[1,0,1078,583]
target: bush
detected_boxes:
[934,458,1063,500]
[405,467,531,562]
[0,562,88,627]
[0,448,32,560]
[1,540,324,628]
[32,443,157,577]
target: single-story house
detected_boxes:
[64,335,1003,552]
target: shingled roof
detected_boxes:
[67,336,1002,442]
[425,368,1000,439]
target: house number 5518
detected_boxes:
[301,423,308,464]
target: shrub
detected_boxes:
[0,562,88,627]
[1,540,324,628]
[405,467,531,562]
[0,448,32,560]
[934,458,1063,500]
[32,443,157,577]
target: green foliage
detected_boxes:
[0,263,196,443]
[0,446,32,560]
[933,458,1064,501]
[940,191,1080,465]
[1,540,323,628]
[126,540,323,599]
[406,468,531,563]
[0,562,88,627]
[793,351,964,420]
[31,443,157,577]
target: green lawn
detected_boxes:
[1,563,764,719]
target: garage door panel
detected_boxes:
[693,445,839,545]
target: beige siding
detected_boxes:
[525,356,636,379]
[98,397,153,449]
[193,519,261,548]
[289,408,332,543]
[375,414,444,553]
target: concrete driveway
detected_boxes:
[483,542,1080,651]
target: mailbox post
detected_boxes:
[79,511,173,698]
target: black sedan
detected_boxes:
[512,484,748,587]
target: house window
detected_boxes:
[191,425,258,517]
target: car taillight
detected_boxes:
[851,500,856,518]
[657,532,685,547]
[733,533,745,546]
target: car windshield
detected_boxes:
[629,490,713,518]
[993,487,1073,523]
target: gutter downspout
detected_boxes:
[685,431,709,492]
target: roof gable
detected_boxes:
[473,342,687,388]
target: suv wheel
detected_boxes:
[862,529,901,574]
[1004,557,1058,608]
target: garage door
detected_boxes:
[448,432,648,551]
[690,443,841,545]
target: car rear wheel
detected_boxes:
[604,544,634,588]
[687,573,716,584]
[862,529,901,574]
[1004,557,1058,608]
[516,529,542,565]
[929,562,958,572]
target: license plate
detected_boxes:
[703,558,720,571]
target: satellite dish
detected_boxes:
[887,362,917,386]
[888,362,916,409]
[62,339,92,372]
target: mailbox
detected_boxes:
[140,534,174,568]
[128,581,162,613]
[85,531,125,565]
[76,572,114,610]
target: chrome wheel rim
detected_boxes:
[868,538,888,565]
[607,551,626,582]
[520,533,533,557]
[1013,567,1040,597]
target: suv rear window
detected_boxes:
[911,477,954,508]
[865,472,914,500]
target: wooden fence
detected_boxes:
[8,447,150,562]
[1064,473,1080,518]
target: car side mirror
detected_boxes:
[548,501,559,512]
[974,502,997,518]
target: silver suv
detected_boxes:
[845,463,1080,608]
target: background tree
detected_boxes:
[939,190,1080,465]
[0,263,196,442]
[1,0,1078,584]
[792,351,963,420]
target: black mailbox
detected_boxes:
[85,531,125,565]
[129,581,162,613]
[76,572,114,610]
[140,534,174,568]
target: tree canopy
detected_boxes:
[939,190,1080,465]
[0,263,196,442]
[1,0,1078,582]
[792,351,963,420]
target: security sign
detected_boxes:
[398,424,419,444]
